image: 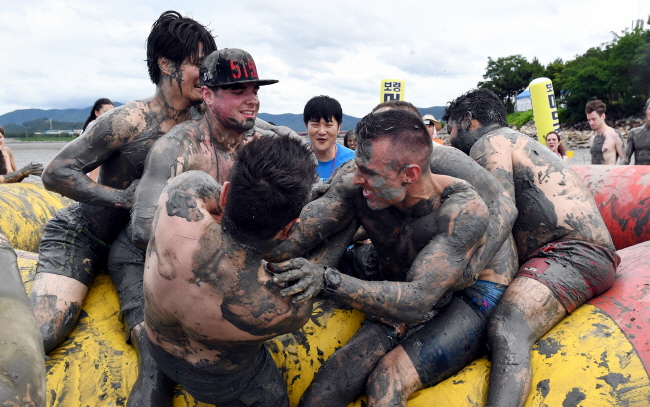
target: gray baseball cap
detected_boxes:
[200,48,278,87]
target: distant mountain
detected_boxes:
[1,105,446,133]
[0,103,125,127]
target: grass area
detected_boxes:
[7,135,75,142]
[506,110,534,128]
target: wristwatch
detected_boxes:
[322,267,342,296]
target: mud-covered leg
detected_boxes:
[486,278,566,407]
[127,323,174,407]
[366,297,487,407]
[299,320,394,407]
[29,273,87,353]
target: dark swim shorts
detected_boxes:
[107,224,145,334]
[517,239,619,313]
[37,203,112,286]
[146,337,289,407]
[399,280,508,387]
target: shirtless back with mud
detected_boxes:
[472,127,613,260]
[144,173,311,373]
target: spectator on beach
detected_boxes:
[545,131,570,164]
[622,98,650,165]
[0,126,43,183]
[586,100,624,165]
[343,129,357,150]
[423,114,444,145]
[82,98,115,181]
[304,95,355,181]
[82,98,115,132]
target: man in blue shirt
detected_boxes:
[304,95,355,181]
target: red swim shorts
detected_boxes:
[517,239,620,313]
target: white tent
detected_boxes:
[515,89,532,112]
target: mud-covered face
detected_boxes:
[448,120,478,155]
[353,138,408,210]
[546,133,559,152]
[169,42,206,105]
[210,82,260,131]
[587,111,605,131]
[307,118,341,158]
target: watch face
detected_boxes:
[325,268,341,290]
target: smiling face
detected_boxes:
[307,118,341,160]
[207,82,260,131]
[347,134,357,150]
[645,102,650,124]
[546,133,559,152]
[353,137,408,210]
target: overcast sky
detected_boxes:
[1,0,648,118]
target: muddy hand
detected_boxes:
[269,258,324,303]
[310,181,331,200]
[116,179,140,209]
[21,162,44,176]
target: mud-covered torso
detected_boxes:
[629,124,650,165]
[482,128,614,260]
[590,134,607,164]
[177,122,240,185]
[352,182,475,281]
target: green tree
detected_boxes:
[478,55,533,113]
[556,26,650,122]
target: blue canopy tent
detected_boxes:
[515,89,532,112]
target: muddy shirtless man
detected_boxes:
[28,10,216,405]
[0,127,42,183]
[143,136,317,407]
[109,47,282,404]
[622,98,650,165]
[268,109,515,407]
[443,88,619,407]
[586,100,624,164]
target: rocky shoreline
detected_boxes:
[437,117,646,149]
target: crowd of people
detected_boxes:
[2,8,650,407]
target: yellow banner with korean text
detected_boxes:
[380,79,405,103]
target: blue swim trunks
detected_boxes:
[458,279,508,323]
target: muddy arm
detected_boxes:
[0,162,43,183]
[272,187,489,322]
[266,161,358,262]
[41,111,139,208]
[621,132,635,165]
[431,146,517,286]
[131,132,186,249]
[307,219,360,268]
